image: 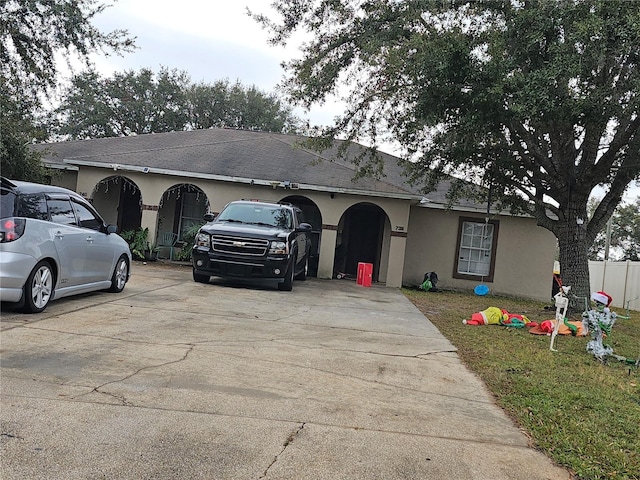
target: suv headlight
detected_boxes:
[195,232,210,248]
[269,241,288,255]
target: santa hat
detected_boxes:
[591,291,612,307]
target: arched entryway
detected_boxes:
[91,176,142,232]
[157,183,209,243]
[334,203,389,282]
[280,195,322,277]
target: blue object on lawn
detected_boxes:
[474,284,490,296]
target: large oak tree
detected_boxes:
[0,0,134,181]
[254,0,640,300]
[55,68,191,138]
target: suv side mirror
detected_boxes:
[297,223,312,232]
[107,224,118,234]
[204,213,216,222]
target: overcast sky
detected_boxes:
[87,0,342,128]
[84,0,638,203]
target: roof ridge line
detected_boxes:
[45,135,273,159]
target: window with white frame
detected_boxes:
[454,217,498,282]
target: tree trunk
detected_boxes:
[556,214,591,310]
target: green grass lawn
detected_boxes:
[403,289,640,480]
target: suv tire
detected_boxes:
[23,261,54,313]
[193,270,210,283]
[295,254,308,281]
[278,259,295,291]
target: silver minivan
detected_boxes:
[0,177,131,313]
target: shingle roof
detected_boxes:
[34,128,484,208]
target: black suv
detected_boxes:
[192,200,312,291]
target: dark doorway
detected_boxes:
[281,195,322,277]
[335,203,386,281]
[92,176,141,233]
[118,183,142,232]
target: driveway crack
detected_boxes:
[72,344,195,405]
[259,422,305,479]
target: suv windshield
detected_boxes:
[217,203,293,229]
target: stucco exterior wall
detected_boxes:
[72,167,413,287]
[404,206,557,302]
[56,166,557,296]
[50,169,78,191]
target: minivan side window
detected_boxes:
[48,199,76,225]
[72,199,103,231]
[16,194,48,220]
[0,190,17,219]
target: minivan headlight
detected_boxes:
[269,241,288,254]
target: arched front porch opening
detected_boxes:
[280,195,322,277]
[334,203,390,282]
[91,176,142,233]
[157,184,209,258]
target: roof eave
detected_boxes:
[417,198,535,218]
[44,161,79,171]
[63,159,423,202]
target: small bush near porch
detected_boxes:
[404,289,639,480]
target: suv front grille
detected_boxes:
[211,235,270,256]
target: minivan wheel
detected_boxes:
[23,261,54,313]
[108,255,129,293]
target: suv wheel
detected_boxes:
[23,261,54,313]
[295,255,308,281]
[193,269,210,283]
[278,260,295,291]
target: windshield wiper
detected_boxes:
[246,222,274,227]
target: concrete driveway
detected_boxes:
[1,262,571,479]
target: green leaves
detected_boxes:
[56,67,191,138]
[1,0,135,98]
[120,227,150,261]
[1,0,135,182]
[55,70,303,138]
[589,196,640,261]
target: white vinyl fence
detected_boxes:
[589,260,640,311]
